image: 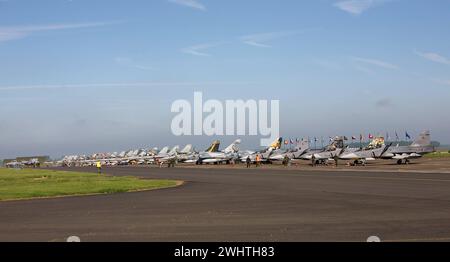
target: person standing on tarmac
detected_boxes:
[246,156,251,168]
[96,161,102,174]
[334,155,339,167]
[283,155,290,167]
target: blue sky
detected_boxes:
[1,0,450,158]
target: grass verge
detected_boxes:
[424,151,450,158]
[0,168,180,201]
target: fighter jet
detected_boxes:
[148,146,179,163]
[301,136,347,164]
[239,137,283,163]
[184,140,221,164]
[174,144,195,163]
[269,140,310,161]
[195,139,242,164]
[340,137,392,165]
[5,160,23,168]
[382,130,435,164]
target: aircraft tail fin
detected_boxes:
[269,137,282,150]
[169,145,180,154]
[180,144,193,154]
[206,140,220,153]
[224,139,241,153]
[158,146,169,155]
[411,131,431,147]
[327,136,344,150]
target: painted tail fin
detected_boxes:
[269,137,282,150]
[206,140,220,153]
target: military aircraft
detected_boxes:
[382,130,435,164]
[195,139,242,164]
[300,136,347,164]
[340,137,392,165]
[5,160,23,168]
[239,137,283,163]
[183,140,221,164]
[269,140,310,161]
[147,146,179,163]
[174,144,196,163]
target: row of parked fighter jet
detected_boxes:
[61,131,434,167]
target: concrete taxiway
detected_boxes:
[1,166,450,241]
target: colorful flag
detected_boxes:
[406,132,411,140]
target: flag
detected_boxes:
[369,134,374,139]
[406,131,411,140]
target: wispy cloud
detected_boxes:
[181,42,221,56]
[167,0,206,11]
[114,57,154,71]
[352,56,399,70]
[334,0,390,15]
[0,21,120,43]
[414,50,450,65]
[240,30,304,48]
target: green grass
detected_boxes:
[0,168,180,201]
[424,151,450,158]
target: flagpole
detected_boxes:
[360,134,362,149]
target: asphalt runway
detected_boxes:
[1,166,450,242]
